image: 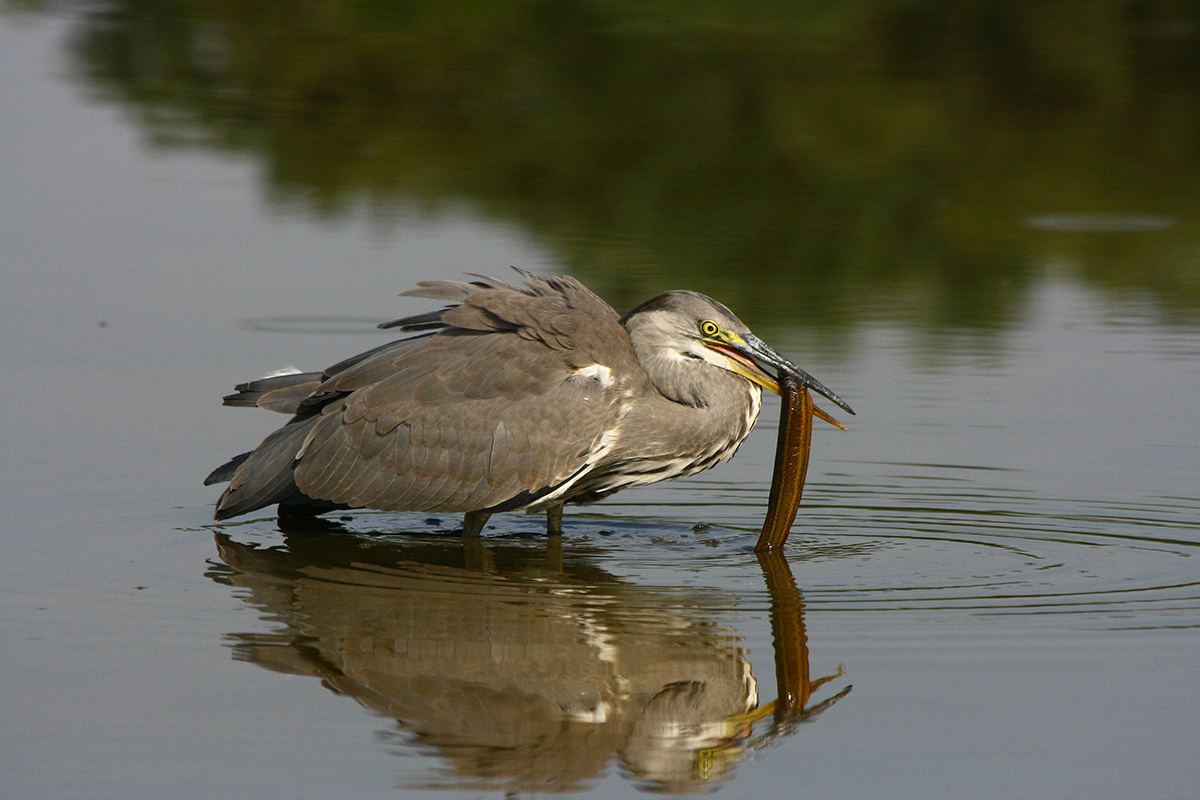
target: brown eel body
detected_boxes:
[756,376,815,552]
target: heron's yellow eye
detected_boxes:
[699,320,720,337]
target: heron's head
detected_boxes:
[622,291,854,422]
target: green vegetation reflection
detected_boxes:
[59,0,1200,325]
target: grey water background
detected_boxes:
[2,3,1199,798]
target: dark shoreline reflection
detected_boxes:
[59,1,1200,324]
[207,520,849,794]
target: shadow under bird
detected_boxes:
[205,271,853,536]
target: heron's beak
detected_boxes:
[705,335,855,427]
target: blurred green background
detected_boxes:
[28,0,1200,326]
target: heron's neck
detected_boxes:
[624,315,719,407]
[630,342,763,433]
[635,348,719,408]
[618,358,763,479]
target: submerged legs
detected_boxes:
[546,503,563,536]
[461,510,491,538]
[463,504,563,538]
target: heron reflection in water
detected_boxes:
[206,271,852,535]
[209,523,850,793]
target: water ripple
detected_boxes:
[743,470,1200,628]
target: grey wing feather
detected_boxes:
[204,451,251,485]
[292,331,619,513]
[211,270,645,520]
[222,371,324,412]
[383,270,631,352]
[213,420,316,518]
[377,310,447,331]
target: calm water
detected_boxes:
[3,6,1199,799]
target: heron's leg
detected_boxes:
[461,510,491,538]
[545,503,564,536]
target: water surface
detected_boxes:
[2,6,1199,799]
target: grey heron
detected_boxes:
[205,271,853,536]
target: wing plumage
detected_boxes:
[211,272,643,520]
